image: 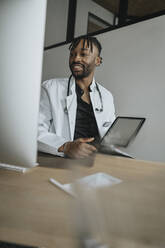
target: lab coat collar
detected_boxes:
[66,77,77,140]
[66,76,76,110]
[68,76,76,96]
[89,78,97,92]
[66,76,97,110]
[69,76,97,94]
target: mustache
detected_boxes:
[70,62,85,69]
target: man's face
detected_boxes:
[69,39,101,79]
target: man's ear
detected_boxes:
[95,56,102,66]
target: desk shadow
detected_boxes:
[38,152,95,169]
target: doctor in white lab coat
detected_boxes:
[38,36,115,158]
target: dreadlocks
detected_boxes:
[69,36,102,56]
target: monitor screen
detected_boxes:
[0,0,47,168]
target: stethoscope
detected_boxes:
[64,75,103,113]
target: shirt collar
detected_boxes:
[71,77,96,94]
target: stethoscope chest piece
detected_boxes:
[95,107,103,112]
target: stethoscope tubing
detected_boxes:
[67,75,103,112]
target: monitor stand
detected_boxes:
[0,162,38,173]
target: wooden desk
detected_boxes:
[0,154,165,248]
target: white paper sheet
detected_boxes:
[50,172,122,197]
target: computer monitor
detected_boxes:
[0,0,47,168]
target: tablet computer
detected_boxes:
[100,116,146,148]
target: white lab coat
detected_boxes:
[38,77,115,156]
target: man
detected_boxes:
[38,36,115,158]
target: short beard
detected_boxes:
[70,64,91,80]
[72,71,90,80]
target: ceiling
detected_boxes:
[92,0,165,17]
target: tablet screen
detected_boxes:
[100,117,145,147]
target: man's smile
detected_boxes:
[71,63,84,71]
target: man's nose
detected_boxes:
[73,54,81,62]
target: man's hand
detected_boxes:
[58,137,97,158]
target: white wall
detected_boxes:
[44,0,69,47]
[42,44,70,81]
[43,15,165,163]
[75,0,114,37]
[95,16,165,163]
